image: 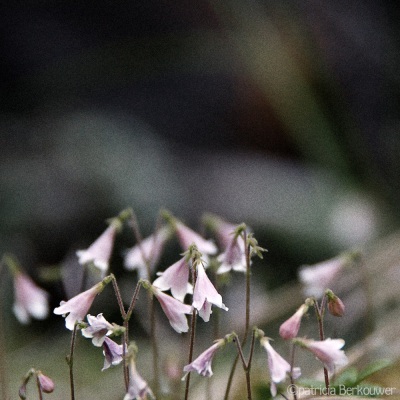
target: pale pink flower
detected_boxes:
[13,272,49,324]
[217,237,247,274]
[81,313,114,346]
[124,357,155,400]
[76,225,117,276]
[37,372,55,393]
[279,304,308,340]
[295,338,348,373]
[152,286,192,333]
[183,339,225,378]
[153,257,191,302]
[124,226,170,278]
[261,337,301,397]
[54,280,107,330]
[175,221,217,255]
[102,337,125,371]
[299,256,347,298]
[192,262,228,322]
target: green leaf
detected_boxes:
[333,367,358,386]
[355,359,392,384]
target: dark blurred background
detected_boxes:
[2,0,400,397]
[2,0,400,286]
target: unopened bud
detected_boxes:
[326,289,345,317]
[37,371,55,393]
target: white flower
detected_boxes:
[152,286,192,333]
[192,262,228,322]
[295,338,348,373]
[175,222,217,255]
[261,338,301,397]
[183,339,225,378]
[124,226,170,278]
[13,272,49,324]
[152,257,191,302]
[81,313,114,346]
[76,225,117,276]
[54,280,107,330]
[102,337,125,371]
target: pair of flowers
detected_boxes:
[184,332,347,397]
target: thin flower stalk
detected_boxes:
[67,323,78,400]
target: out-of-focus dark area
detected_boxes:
[1,0,400,397]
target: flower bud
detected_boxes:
[326,289,345,317]
[37,372,55,393]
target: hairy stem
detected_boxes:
[289,343,298,400]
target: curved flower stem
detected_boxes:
[149,292,160,395]
[313,297,330,391]
[111,274,127,319]
[232,331,254,400]
[36,377,44,400]
[224,231,251,400]
[67,323,78,400]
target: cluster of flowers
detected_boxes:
[2,209,356,399]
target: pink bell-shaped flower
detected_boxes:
[192,262,228,322]
[153,257,191,302]
[102,337,125,371]
[37,372,55,393]
[124,226,170,278]
[76,224,117,276]
[294,337,348,373]
[81,313,114,346]
[124,355,155,400]
[152,286,192,333]
[54,277,111,330]
[13,272,49,324]
[183,339,225,378]
[175,221,217,255]
[279,304,308,340]
[261,337,301,397]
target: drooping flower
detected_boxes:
[13,272,49,324]
[217,235,247,274]
[124,226,171,278]
[81,313,114,346]
[183,338,225,378]
[261,337,301,397]
[76,224,117,276]
[54,277,111,330]
[279,303,308,340]
[192,261,228,322]
[37,372,55,393]
[124,354,155,400]
[175,221,217,255]
[151,285,192,333]
[294,338,348,373]
[298,252,357,298]
[153,257,191,302]
[102,337,125,371]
